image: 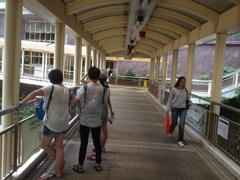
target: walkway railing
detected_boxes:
[0,99,79,180]
[160,90,240,165]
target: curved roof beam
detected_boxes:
[102,42,125,50]
[159,0,219,24]
[67,0,129,15]
[77,5,128,22]
[147,24,181,39]
[99,36,125,46]
[147,30,174,44]
[93,28,126,41]
[141,39,164,49]
[153,7,202,27]
[135,44,157,53]
[90,23,128,34]
[84,16,127,32]
[98,35,164,49]
[106,47,152,57]
[149,18,189,36]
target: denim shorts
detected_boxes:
[43,126,66,137]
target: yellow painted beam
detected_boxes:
[165,4,240,51]
[106,56,150,62]
[66,0,129,15]
[149,18,189,36]
[26,0,104,54]
[93,28,126,41]
[153,7,202,27]
[99,36,125,46]
[159,0,219,23]
[146,30,175,44]
[147,24,181,39]
[77,5,128,22]
[84,16,127,32]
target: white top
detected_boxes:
[41,85,70,132]
[77,82,103,128]
[166,87,190,111]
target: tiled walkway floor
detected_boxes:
[27,87,237,180]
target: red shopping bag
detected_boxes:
[164,113,170,134]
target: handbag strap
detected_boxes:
[46,85,54,112]
[102,86,106,105]
[185,88,189,100]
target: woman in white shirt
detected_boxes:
[166,76,191,147]
[20,69,70,178]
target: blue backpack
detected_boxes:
[35,85,54,120]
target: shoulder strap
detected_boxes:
[185,88,189,100]
[102,86,106,104]
[83,84,88,107]
[46,85,54,112]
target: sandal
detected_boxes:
[94,164,102,172]
[72,164,84,174]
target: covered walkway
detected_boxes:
[26,87,236,180]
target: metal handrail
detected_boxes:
[0,99,37,116]
[191,94,240,114]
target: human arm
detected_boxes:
[19,89,44,105]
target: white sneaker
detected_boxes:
[178,141,184,147]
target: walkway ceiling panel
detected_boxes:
[66,0,129,15]
[151,16,195,31]
[146,24,181,39]
[152,7,201,29]
[103,42,125,51]
[135,43,157,52]
[106,47,152,57]
[77,5,129,23]
[140,39,164,49]
[149,18,189,36]
[145,30,175,45]
[99,36,125,46]
[93,28,127,41]
[108,51,150,58]
[157,0,219,24]
[192,0,236,13]
[84,16,128,32]
[89,24,128,34]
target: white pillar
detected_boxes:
[162,54,168,87]
[155,56,160,82]
[41,51,45,78]
[211,33,227,114]
[150,58,154,81]
[86,44,91,73]
[2,0,22,175]
[73,36,82,86]
[171,49,178,87]
[103,55,106,69]
[99,53,102,69]
[115,61,119,85]
[93,49,97,67]
[97,51,101,68]
[54,23,65,71]
[185,43,195,92]
[44,53,48,78]
[21,50,24,76]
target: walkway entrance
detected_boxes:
[26,87,236,180]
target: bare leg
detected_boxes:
[54,134,64,177]
[41,136,55,157]
[101,120,108,150]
